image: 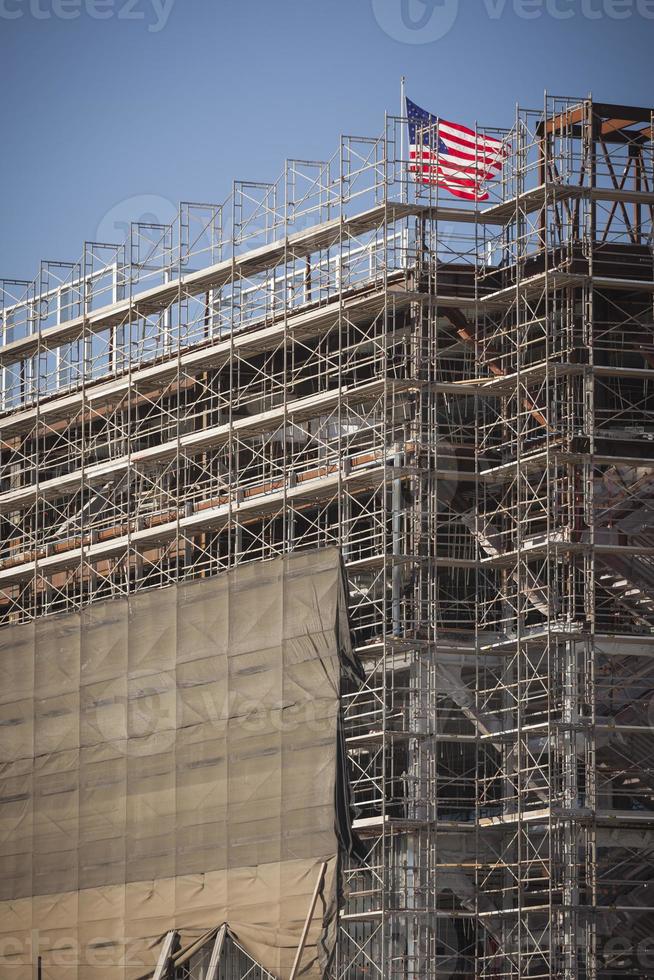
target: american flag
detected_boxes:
[406,97,506,202]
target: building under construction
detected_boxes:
[1,94,654,979]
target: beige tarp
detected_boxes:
[0,548,356,979]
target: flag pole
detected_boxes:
[400,75,406,203]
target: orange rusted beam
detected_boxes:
[601,118,637,136]
[444,308,550,431]
[544,105,586,135]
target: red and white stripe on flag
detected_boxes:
[409,117,506,202]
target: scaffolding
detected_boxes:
[139,924,278,980]
[1,93,654,978]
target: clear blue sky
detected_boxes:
[1,0,652,278]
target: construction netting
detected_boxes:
[0,547,358,979]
